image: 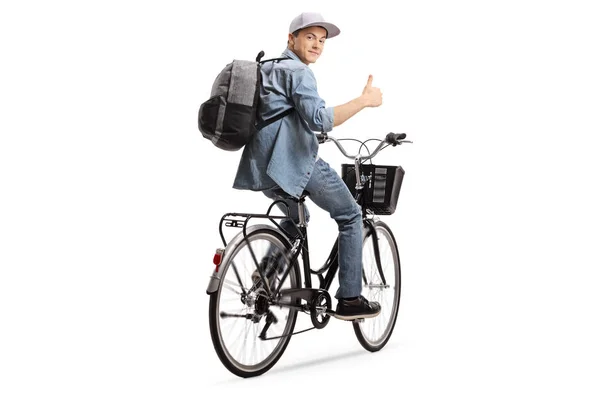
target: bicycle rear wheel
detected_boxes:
[353,220,401,352]
[208,228,301,378]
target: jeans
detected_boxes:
[263,158,363,299]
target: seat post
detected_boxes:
[297,197,307,227]
[295,196,312,288]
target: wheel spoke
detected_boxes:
[221,278,245,295]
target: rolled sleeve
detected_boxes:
[321,106,334,133]
[290,69,333,133]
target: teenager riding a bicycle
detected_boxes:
[207,130,408,378]
[204,12,411,378]
[233,12,383,319]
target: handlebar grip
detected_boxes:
[385,132,407,145]
[315,133,328,144]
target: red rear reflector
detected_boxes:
[213,248,224,272]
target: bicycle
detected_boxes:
[206,132,412,378]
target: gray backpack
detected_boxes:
[198,51,293,151]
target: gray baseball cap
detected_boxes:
[289,12,340,39]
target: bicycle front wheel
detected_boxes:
[353,220,401,352]
[208,228,301,378]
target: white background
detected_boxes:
[1,0,599,398]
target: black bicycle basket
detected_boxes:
[341,163,405,215]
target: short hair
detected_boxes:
[288,30,300,47]
[288,27,329,47]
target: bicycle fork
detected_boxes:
[363,219,387,286]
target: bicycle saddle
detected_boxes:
[271,188,309,202]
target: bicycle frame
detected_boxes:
[273,193,387,297]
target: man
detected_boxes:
[233,12,383,320]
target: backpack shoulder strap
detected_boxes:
[256,108,294,131]
[255,50,291,64]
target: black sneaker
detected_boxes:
[334,295,381,320]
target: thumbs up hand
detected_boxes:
[361,75,383,107]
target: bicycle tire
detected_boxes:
[208,228,301,378]
[353,220,401,352]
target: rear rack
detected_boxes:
[218,200,302,247]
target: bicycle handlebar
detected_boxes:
[315,132,410,161]
[385,132,407,144]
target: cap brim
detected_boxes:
[303,22,340,38]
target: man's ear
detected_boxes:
[288,33,295,47]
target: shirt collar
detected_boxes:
[282,48,302,62]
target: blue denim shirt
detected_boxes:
[232,48,335,199]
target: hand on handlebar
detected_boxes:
[316,133,328,144]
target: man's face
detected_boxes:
[289,26,327,65]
